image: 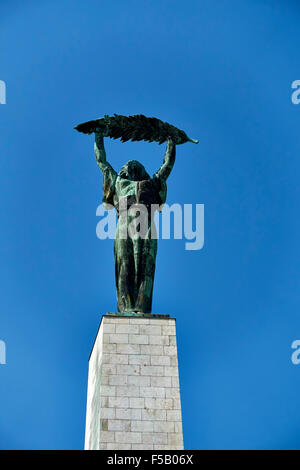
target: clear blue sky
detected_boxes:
[1,0,300,450]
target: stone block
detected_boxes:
[142,409,167,421]
[139,386,165,398]
[140,345,164,356]
[108,396,129,408]
[144,398,173,409]
[108,334,129,344]
[117,343,140,355]
[128,375,151,387]
[116,385,140,397]
[116,364,140,376]
[108,375,128,386]
[115,432,141,444]
[140,365,164,376]
[129,334,149,345]
[129,397,145,409]
[115,324,139,334]
[150,355,170,366]
[108,419,131,432]
[99,431,115,443]
[149,335,169,346]
[151,376,172,388]
[116,408,142,420]
[131,420,154,432]
[167,410,182,422]
[142,433,168,445]
[139,325,162,336]
[129,354,151,366]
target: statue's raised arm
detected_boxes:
[94,131,117,208]
[154,137,176,182]
[94,131,117,177]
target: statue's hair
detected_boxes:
[119,160,150,180]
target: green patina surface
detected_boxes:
[94,132,176,314]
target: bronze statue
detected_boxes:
[75,114,198,314]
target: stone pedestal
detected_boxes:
[84,314,184,450]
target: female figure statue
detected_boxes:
[94,132,176,314]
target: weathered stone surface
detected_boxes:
[84,315,184,450]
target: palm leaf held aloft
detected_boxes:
[74,114,198,145]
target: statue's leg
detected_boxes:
[134,237,157,313]
[114,233,135,312]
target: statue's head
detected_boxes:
[119,160,150,181]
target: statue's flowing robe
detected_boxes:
[102,166,167,313]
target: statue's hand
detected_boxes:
[166,135,175,146]
[95,126,109,138]
[94,130,106,154]
[95,128,104,137]
[95,126,110,145]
